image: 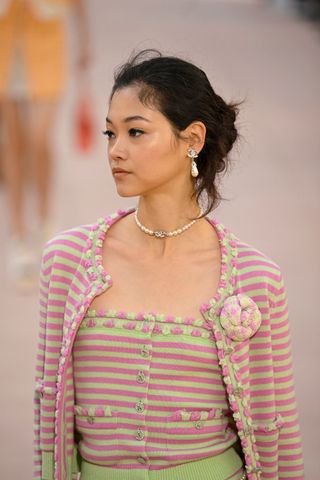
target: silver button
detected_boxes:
[135,400,145,413]
[137,456,147,464]
[87,416,94,424]
[252,467,263,474]
[135,428,145,440]
[194,420,203,429]
[234,386,244,397]
[137,371,146,384]
[225,346,234,355]
[141,345,149,357]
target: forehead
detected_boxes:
[107,86,162,122]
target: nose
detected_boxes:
[108,136,128,160]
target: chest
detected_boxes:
[89,239,221,320]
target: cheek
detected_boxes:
[139,146,175,179]
[141,132,177,165]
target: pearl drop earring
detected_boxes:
[187,148,199,178]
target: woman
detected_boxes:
[34,50,304,480]
[0,0,89,289]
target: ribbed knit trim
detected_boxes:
[72,445,82,474]
[80,447,244,480]
[42,451,54,480]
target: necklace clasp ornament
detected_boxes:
[154,230,167,238]
[134,206,203,238]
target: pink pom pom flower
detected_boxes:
[219,294,261,341]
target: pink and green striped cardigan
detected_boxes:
[34,206,304,480]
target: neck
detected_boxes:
[130,196,204,258]
[137,197,201,232]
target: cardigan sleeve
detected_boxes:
[33,248,55,480]
[270,273,304,479]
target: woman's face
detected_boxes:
[105,86,191,198]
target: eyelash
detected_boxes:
[102,128,144,139]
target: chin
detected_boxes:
[114,180,158,198]
[115,186,141,198]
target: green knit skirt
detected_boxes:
[80,446,245,480]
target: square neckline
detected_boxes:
[88,206,237,322]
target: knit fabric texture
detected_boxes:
[73,306,238,469]
[33,206,304,480]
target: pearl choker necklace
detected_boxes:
[134,207,203,238]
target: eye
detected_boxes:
[129,128,144,137]
[102,129,115,139]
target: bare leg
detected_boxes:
[0,99,27,239]
[28,101,58,226]
[1,99,39,289]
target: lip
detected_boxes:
[112,168,130,174]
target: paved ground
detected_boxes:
[0,1,319,478]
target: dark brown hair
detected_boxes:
[111,49,241,219]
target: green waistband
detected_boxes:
[80,447,244,480]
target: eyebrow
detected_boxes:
[106,115,152,124]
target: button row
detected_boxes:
[135,345,149,450]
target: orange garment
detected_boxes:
[0,0,73,100]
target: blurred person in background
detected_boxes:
[0,0,90,290]
[34,50,304,480]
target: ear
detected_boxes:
[182,121,206,154]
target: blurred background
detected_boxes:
[0,0,319,478]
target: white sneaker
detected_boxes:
[6,235,38,292]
